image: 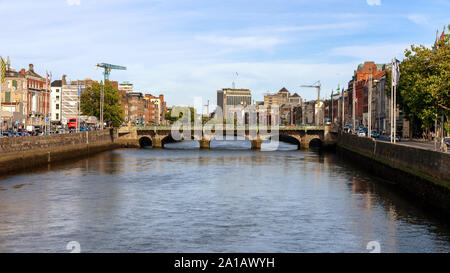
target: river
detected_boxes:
[0,140,449,253]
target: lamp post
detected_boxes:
[368,76,372,138]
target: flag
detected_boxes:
[392,58,400,87]
[1,57,6,83]
[77,81,81,96]
[440,26,445,40]
[46,71,49,90]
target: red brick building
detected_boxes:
[352,62,390,127]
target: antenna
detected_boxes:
[232,72,238,89]
[203,100,210,116]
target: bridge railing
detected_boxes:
[120,125,328,132]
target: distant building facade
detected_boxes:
[0,59,51,128]
[119,81,133,93]
[217,88,252,115]
[263,87,302,125]
[50,80,62,122]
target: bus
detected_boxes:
[68,118,78,130]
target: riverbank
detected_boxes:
[337,133,450,215]
[0,130,120,176]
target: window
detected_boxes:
[56,96,59,100]
[56,89,60,92]
[56,113,59,119]
[56,104,59,110]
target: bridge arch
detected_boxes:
[139,136,152,148]
[262,134,302,150]
[309,138,323,149]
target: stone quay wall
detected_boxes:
[337,133,450,215]
[0,129,120,176]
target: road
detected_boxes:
[377,136,448,153]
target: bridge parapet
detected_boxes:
[117,125,337,150]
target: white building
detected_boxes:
[50,80,62,122]
[119,81,133,93]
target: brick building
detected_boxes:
[351,62,390,127]
[0,59,51,128]
[119,91,167,126]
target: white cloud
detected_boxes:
[366,0,381,6]
[67,0,81,6]
[407,14,429,25]
[330,43,410,62]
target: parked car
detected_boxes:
[389,134,401,142]
[343,124,353,133]
[357,130,367,137]
[371,130,380,138]
[444,137,450,147]
[2,131,13,138]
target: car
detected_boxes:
[444,137,450,147]
[389,134,401,142]
[358,130,367,137]
[371,130,380,138]
[2,132,13,138]
[343,125,353,133]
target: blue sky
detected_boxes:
[0,0,449,109]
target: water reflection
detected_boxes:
[0,140,449,253]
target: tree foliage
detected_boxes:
[80,81,124,127]
[398,25,450,130]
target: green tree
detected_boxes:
[165,107,196,124]
[398,25,450,131]
[80,81,124,127]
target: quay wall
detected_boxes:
[0,130,120,176]
[337,133,450,214]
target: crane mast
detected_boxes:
[95,63,127,129]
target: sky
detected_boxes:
[0,0,449,110]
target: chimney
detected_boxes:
[29,64,34,72]
[7,56,10,71]
[62,75,67,85]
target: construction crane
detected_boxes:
[300,80,321,102]
[301,81,323,126]
[95,63,127,129]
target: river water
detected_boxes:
[0,140,449,253]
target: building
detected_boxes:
[217,88,252,116]
[145,94,167,125]
[0,58,27,129]
[119,81,134,93]
[50,80,62,123]
[264,87,290,106]
[127,92,146,125]
[60,76,97,124]
[263,87,303,125]
[352,62,390,127]
[0,59,51,128]
[119,90,167,126]
[25,64,51,127]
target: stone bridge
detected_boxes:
[117,125,338,150]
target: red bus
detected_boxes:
[68,118,78,130]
